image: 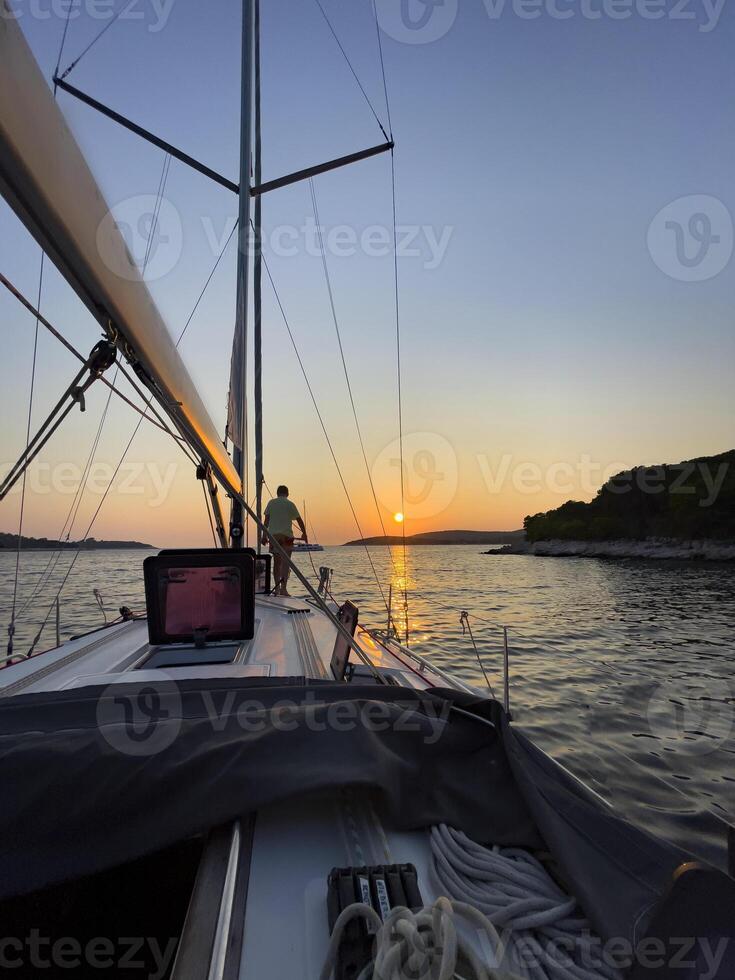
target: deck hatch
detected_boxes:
[144,551,256,647]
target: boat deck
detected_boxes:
[0,593,485,980]
[239,793,452,979]
[0,595,460,697]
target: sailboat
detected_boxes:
[1,6,734,979]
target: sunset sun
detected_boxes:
[393,512,404,524]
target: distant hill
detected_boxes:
[343,529,524,546]
[524,450,735,543]
[0,533,155,551]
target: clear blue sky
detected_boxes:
[1,0,733,545]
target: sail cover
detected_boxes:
[2,677,732,955]
[0,13,241,497]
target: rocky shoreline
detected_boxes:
[488,538,735,561]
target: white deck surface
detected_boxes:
[0,595,456,696]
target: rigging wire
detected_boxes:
[178,219,239,346]
[258,244,391,614]
[460,611,496,697]
[15,172,228,633]
[17,378,115,621]
[7,1,85,656]
[201,480,219,548]
[366,0,410,641]
[389,152,409,644]
[53,0,75,81]
[58,0,136,81]
[9,166,236,656]
[311,0,389,142]
[142,154,172,275]
[14,141,168,644]
[0,273,198,450]
[363,2,407,642]
[26,411,148,656]
[7,256,44,659]
[307,178,399,572]
[371,0,394,139]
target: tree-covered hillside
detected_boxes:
[524,451,735,543]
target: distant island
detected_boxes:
[343,529,524,546]
[497,450,735,560]
[0,533,155,551]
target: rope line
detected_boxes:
[429,825,623,979]
[321,895,524,980]
[259,246,391,614]
[311,0,389,142]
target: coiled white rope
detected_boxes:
[320,896,525,980]
[321,828,623,979]
[430,826,623,980]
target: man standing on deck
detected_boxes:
[262,485,307,597]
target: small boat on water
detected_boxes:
[1,6,734,979]
[292,503,325,552]
[293,540,325,552]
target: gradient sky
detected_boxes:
[1,0,733,547]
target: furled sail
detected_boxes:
[0,13,241,497]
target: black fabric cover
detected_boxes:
[0,677,728,954]
[501,717,691,946]
[0,679,538,901]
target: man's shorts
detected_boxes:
[270,533,295,553]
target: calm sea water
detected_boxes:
[1,545,734,867]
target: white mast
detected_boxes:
[253,0,264,554]
[227,0,255,548]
